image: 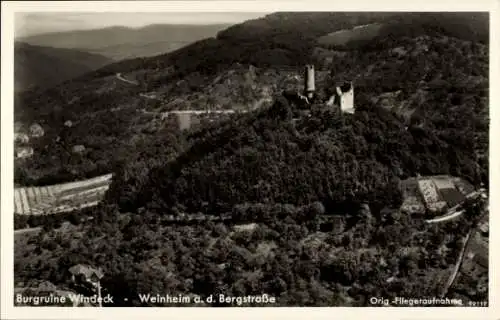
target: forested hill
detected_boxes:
[14,42,113,92]
[109,95,485,217]
[15,94,489,307]
[87,12,488,77]
[217,12,488,49]
[15,12,488,187]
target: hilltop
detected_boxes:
[14,80,490,305]
[14,12,488,189]
[14,102,489,305]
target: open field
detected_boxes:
[317,23,384,47]
[14,174,112,215]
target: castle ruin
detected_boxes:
[284,64,354,113]
[325,81,354,114]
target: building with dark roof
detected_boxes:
[68,264,103,285]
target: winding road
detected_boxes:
[439,207,489,299]
[14,226,41,235]
[116,73,139,86]
[18,73,487,242]
[155,110,242,116]
[425,190,486,224]
[439,230,472,298]
[425,209,465,224]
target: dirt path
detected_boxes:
[14,226,41,235]
[425,209,465,223]
[116,73,139,85]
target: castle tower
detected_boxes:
[304,65,315,99]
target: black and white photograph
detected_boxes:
[1,1,497,319]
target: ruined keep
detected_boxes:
[304,64,316,99]
[325,81,355,114]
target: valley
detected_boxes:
[14,42,113,92]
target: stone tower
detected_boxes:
[304,64,315,99]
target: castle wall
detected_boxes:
[340,85,354,114]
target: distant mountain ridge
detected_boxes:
[18,24,231,61]
[14,42,113,92]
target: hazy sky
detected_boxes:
[15,12,269,37]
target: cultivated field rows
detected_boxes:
[14,174,113,215]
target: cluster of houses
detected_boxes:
[15,121,88,160]
[14,122,44,159]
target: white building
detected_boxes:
[325,81,355,114]
[15,146,34,159]
[15,133,30,144]
[29,123,44,138]
[336,82,354,114]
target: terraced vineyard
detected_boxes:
[14,174,112,215]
